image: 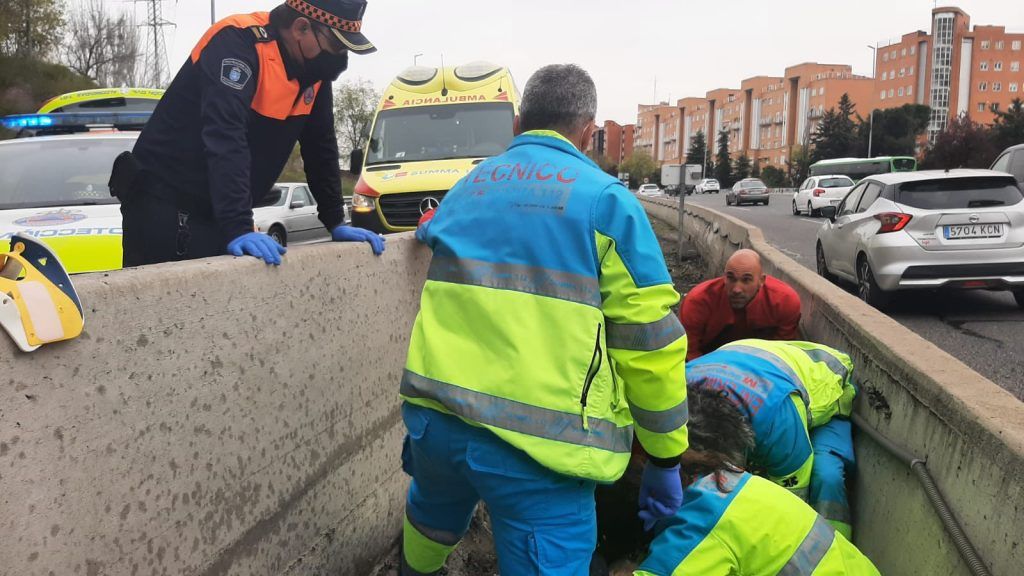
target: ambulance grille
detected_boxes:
[379,191,448,228]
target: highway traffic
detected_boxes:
[685,191,1024,400]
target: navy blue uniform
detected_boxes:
[124,12,346,265]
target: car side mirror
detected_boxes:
[290,200,305,209]
[821,205,837,221]
[350,148,364,175]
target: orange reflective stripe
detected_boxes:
[190,12,321,120]
[190,12,270,63]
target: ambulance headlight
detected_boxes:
[351,193,376,213]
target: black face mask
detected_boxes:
[306,50,349,82]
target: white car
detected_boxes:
[253,182,343,246]
[793,175,854,217]
[694,178,720,194]
[638,184,662,196]
[816,169,1024,309]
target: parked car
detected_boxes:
[726,178,769,206]
[695,178,720,194]
[991,143,1024,187]
[638,183,662,196]
[816,169,1024,309]
[253,182,338,246]
[792,175,854,216]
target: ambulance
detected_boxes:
[349,61,520,233]
[0,88,163,274]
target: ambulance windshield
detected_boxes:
[366,102,514,165]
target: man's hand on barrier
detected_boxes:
[638,461,684,531]
[227,232,286,265]
[331,225,386,256]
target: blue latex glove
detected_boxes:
[638,461,684,531]
[227,232,286,265]
[331,225,386,255]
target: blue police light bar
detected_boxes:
[1,111,152,131]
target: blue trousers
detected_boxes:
[400,403,597,576]
[809,417,855,538]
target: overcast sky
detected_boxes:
[140,0,1022,125]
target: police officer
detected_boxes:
[118,0,384,267]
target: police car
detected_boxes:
[0,88,163,274]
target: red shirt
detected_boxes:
[680,275,802,360]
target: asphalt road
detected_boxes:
[683,191,1024,401]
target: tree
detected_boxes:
[786,144,812,187]
[61,0,141,87]
[991,98,1024,152]
[685,130,707,167]
[921,114,999,170]
[620,151,658,188]
[760,165,787,188]
[714,129,732,187]
[855,104,930,157]
[810,93,858,163]
[333,79,380,160]
[733,154,752,181]
[0,0,64,59]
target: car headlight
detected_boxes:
[351,192,376,212]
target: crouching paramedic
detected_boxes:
[399,64,689,575]
[114,0,384,267]
[686,339,858,539]
[615,386,879,576]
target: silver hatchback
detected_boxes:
[816,170,1024,309]
[254,182,342,246]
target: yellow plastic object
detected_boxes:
[0,235,84,352]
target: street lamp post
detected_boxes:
[211,0,216,25]
[868,44,877,158]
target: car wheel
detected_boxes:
[808,202,818,217]
[268,225,287,247]
[726,196,732,205]
[857,256,891,310]
[816,242,837,283]
[792,200,800,215]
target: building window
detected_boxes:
[908,85,914,96]
[880,90,886,100]
[1013,41,1022,51]
[981,40,991,50]
[911,45,916,55]
[979,103,986,112]
[996,41,1004,50]
[980,81,988,91]
[900,68,906,77]
[883,52,889,62]
[891,50,897,59]
[909,66,915,75]
[898,87,905,96]
[995,61,1003,71]
[994,82,1002,92]
[902,47,907,57]
[991,103,1000,112]
[980,61,989,71]
[888,88,895,97]
[1011,83,1019,93]
[820,87,825,95]
[1013,62,1021,72]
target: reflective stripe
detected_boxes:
[814,500,852,525]
[606,312,686,351]
[778,515,836,576]
[790,486,810,502]
[401,555,440,576]
[407,514,463,546]
[724,344,811,413]
[800,348,850,383]
[628,397,688,434]
[401,370,633,454]
[427,256,601,308]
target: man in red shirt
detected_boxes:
[680,249,801,360]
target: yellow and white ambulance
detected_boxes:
[350,61,520,233]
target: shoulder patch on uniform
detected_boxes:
[249,25,270,41]
[220,58,252,90]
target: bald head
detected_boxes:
[724,249,766,309]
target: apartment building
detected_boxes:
[590,120,635,167]
[637,6,1022,169]
[873,7,1024,141]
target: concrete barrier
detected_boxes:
[641,196,1024,575]
[0,237,428,576]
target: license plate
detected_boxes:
[943,224,1004,239]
